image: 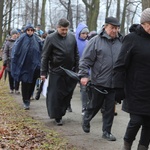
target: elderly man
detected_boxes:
[78,16,123,141]
[41,18,79,126]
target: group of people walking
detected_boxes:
[1,7,150,150]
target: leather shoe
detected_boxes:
[55,118,63,126]
[82,123,90,133]
[102,131,116,141]
[67,106,72,112]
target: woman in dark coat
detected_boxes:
[11,24,43,110]
[3,29,20,94]
[114,8,150,150]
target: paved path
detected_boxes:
[14,86,142,150]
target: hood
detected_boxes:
[99,28,123,41]
[129,24,139,33]
[7,38,16,42]
[129,24,150,38]
[75,23,89,58]
[24,23,35,32]
[75,23,88,40]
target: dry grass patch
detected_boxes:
[0,63,77,150]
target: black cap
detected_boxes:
[105,17,120,26]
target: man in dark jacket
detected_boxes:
[114,8,150,150]
[78,16,123,141]
[40,18,79,126]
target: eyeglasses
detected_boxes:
[27,29,34,32]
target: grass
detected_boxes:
[0,62,77,150]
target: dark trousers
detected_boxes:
[8,71,19,91]
[124,114,150,148]
[83,87,115,133]
[21,69,40,104]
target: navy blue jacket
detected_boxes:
[11,33,43,83]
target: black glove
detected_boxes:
[115,88,125,104]
[3,60,7,67]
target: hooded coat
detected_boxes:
[11,24,43,83]
[114,24,150,116]
[75,23,88,58]
[79,29,123,88]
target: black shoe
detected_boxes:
[82,123,90,133]
[102,131,116,141]
[67,106,72,112]
[114,112,118,116]
[23,101,30,110]
[55,118,63,126]
[23,104,30,110]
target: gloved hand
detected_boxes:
[115,88,125,104]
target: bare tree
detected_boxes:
[82,0,100,31]
[8,0,13,32]
[0,0,4,47]
[120,0,128,35]
[34,0,39,27]
[41,0,46,31]
[116,0,120,21]
[59,0,73,29]
[75,2,86,27]
[105,0,113,18]
[142,0,150,10]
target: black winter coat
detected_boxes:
[41,31,79,76]
[114,24,150,116]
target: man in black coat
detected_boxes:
[114,8,150,150]
[40,18,79,125]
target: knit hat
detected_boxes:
[140,8,150,23]
[105,16,120,26]
[10,29,19,35]
[80,28,89,34]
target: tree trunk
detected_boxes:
[3,0,9,40]
[34,0,39,27]
[59,0,74,29]
[120,0,127,36]
[142,0,150,10]
[116,0,120,21]
[105,0,112,18]
[8,0,13,32]
[82,0,100,31]
[41,0,46,31]
[0,0,4,47]
[76,0,79,27]
[67,0,73,29]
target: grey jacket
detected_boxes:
[78,29,123,88]
[3,38,16,71]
